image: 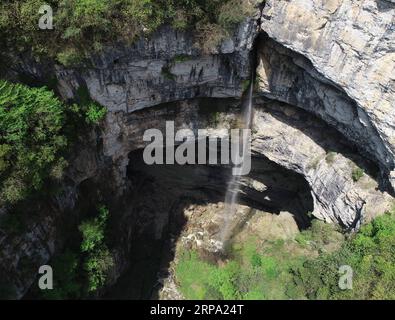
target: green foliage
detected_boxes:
[250,253,262,268]
[41,250,81,299]
[176,251,216,299]
[161,65,176,81]
[176,235,306,300]
[241,80,251,93]
[75,84,107,125]
[218,0,255,29]
[39,205,113,299]
[172,55,191,63]
[83,246,113,292]
[0,80,67,204]
[295,220,343,249]
[56,48,85,68]
[79,205,109,252]
[352,166,364,182]
[0,80,104,205]
[85,103,107,125]
[293,210,395,300]
[210,112,220,127]
[0,1,254,65]
[176,214,395,300]
[208,261,240,299]
[79,205,113,292]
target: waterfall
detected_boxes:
[220,81,254,244]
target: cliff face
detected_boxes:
[2,0,395,299]
[55,21,257,111]
[258,0,395,190]
[52,19,259,192]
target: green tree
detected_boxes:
[0,80,67,203]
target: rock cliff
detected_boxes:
[258,0,395,190]
[1,0,394,299]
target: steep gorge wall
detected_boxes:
[2,0,395,299]
[258,0,395,189]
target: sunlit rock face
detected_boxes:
[258,0,395,190]
[252,101,393,228]
[53,21,258,113]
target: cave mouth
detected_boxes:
[106,147,314,299]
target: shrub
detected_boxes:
[56,48,85,67]
[250,253,262,267]
[172,55,191,63]
[218,0,254,29]
[79,206,114,293]
[241,79,251,93]
[79,205,109,252]
[196,22,228,54]
[176,251,215,299]
[172,9,189,30]
[84,246,114,292]
[75,84,107,125]
[85,103,107,124]
[209,261,240,299]
[352,166,364,182]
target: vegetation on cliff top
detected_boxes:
[0,0,256,67]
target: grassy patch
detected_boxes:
[175,221,344,300]
[176,251,217,299]
[176,210,395,300]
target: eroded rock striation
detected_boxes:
[258,0,395,189]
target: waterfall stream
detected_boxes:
[220,82,254,244]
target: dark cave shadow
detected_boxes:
[105,148,314,300]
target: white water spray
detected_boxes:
[220,82,254,244]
